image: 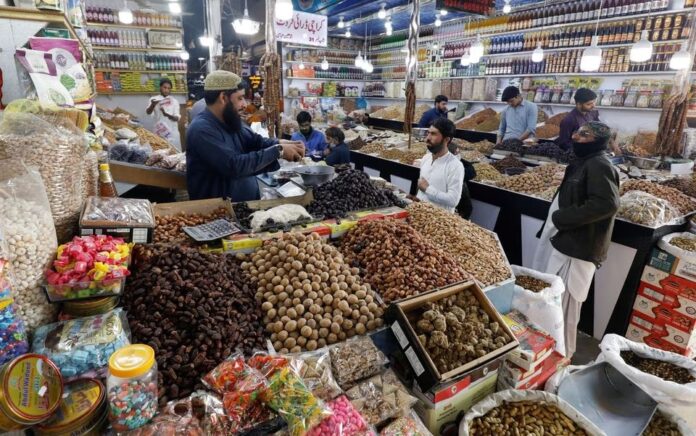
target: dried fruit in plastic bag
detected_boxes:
[248,351,289,378]
[380,410,432,435]
[345,370,417,426]
[330,336,388,389]
[289,349,343,401]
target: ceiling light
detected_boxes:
[440,9,447,16]
[168,2,181,14]
[386,26,392,36]
[232,0,260,35]
[470,34,484,59]
[198,57,205,61]
[670,43,691,70]
[199,35,212,47]
[461,52,471,66]
[321,56,329,70]
[435,16,442,27]
[502,0,512,14]
[275,0,294,20]
[299,60,305,69]
[432,42,439,49]
[345,25,351,38]
[180,51,190,60]
[580,35,602,72]
[118,2,133,24]
[630,30,653,63]
[338,16,345,28]
[363,60,374,73]
[378,3,386,19]
[354,50,364,68]
[532,43,544,62]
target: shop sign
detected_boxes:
[292,0,342,13]
[275,11,327,47]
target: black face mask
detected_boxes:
[223,101,243,131]
[572,138,607,158]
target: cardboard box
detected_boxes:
[413,369,498,435]
[648,247,696,283]
[637,282,696,321]
[154,198,234,219]
[385,281,519,392]
[290,221,331,239]
[627,320,691,355]
[627,310,696,358]
[79,197,155,244]
[499,350,569,390]
[502,310,555,371]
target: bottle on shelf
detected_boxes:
[98,164,118,198]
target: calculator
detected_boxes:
[182,219,241,242]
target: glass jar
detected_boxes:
[623,90,638,107]
[534,86,545,103]
[600,90,613,106]
[611,89,625,106]
[649,90,664,108]
[541,88,552,103]
[107,345,158,433]
[560,89,573,104]
[636,91,651,108]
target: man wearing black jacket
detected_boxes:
[532,121,619,358]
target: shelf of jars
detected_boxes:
[94,53,186,71]
[86,22,182,31]
[85,6,182,29]
[95,70,186,95]
[95,69,185,74]
[92,46,183,52]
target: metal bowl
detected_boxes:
[627,156,661,170]
[295,165,335,187]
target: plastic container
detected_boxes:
[44,276,125,302]
[0,354,63,431]
[107,344,158,432]
[35,378,107,436]
[61,296,120,319]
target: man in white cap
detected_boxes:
[186,71,304,201]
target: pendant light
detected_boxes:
[630,30,653,62]
[670,43,691,70]
[378,3,387,19]
[385,19,393,36]
[345,24,351,38]
[232,0,260,36]
[118,0,133,24]
[337,16,345,28]
[580,0,603,72]
[532,43,544,62]
[180,51,190,61]
[435,16,442,27]
[354,50,364,68]
[169,2,182,14]
[440,9,448,16]
[580,36,602,71]
[199,35,212,47]
[363,60,374,73]
[321,56,329,70]
[275,0,294,20]
[502,0,512,14]
[461,51,471,67]
[470,34,484,63]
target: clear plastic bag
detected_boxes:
[0,239,29,365]
[0,111,87,242]
[288,349,343,401]
[330,336,389,389]
[344,369,417,426]
[379,410,432,436]
[31,307,131,378]
[0,159,58,334]
[81,196,154,227]
[618,190,681,227]
[264,366,332,436]
[307,395,371,436]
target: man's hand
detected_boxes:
[280,142,305,161]
[418,177,429,192]
[323,147,331,157]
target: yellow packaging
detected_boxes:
[35,378,106,435]
[0,354,63,431]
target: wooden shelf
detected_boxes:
[86,21,182,32]
[95,69,185,74]
[110,161,186,190]
[92,45,182,52]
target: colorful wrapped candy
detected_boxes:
[264,367,332,436]
[0,257,29,365]
[248,351,289,378]
[307,395,370,436]
[44,235,132,301]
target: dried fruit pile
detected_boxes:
[469,401,589,436]
[307,170,396,218]
[620,179,696,215]
[515,275,551,292]
[669,236,696,252]
[620,350,695,384]
[155,207,232,243]
[642,411,683,436]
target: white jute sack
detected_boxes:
[657,232,696,262]
[597,334,696,431]
[651,406,696,436]
[458,389,604,436]
[511,265,566,355]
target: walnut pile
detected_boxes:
[407,202,511,286]
[413,290,511,373]
[340,219,471,303]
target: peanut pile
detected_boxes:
[660,176,696,198]
[473,163,504,182]
[469,401,589,436]
[407,203,512,286]
[516,275,551,292]
[620,180,696,215]
[620,351,695,384]
[669,236,696,252]
[413,290,511,373]
[340,219,470,303]
[642,411,683,436]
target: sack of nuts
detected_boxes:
[597,334,696,429]
[459,389,604,436]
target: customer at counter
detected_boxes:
[533,121,619,358]
[418,95,449,128]
[291,111,327,158]
[497,86,538,144]
[557,88,601,151]
[323,127,351,166]
[186,71,305,201]
[417,118,464,213]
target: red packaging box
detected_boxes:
[627,310,696,358]
[502,310,555,371]
[636,282,696,321]
[499,351,570,390]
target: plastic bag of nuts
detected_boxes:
[618,191,681,227]
[459,390,603,435]
[287,348,343,401]
[597,334,696,429]
[329,336,389,389]
[345,369,417,427]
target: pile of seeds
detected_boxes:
[620,350,695,384]
[515,275,551,292]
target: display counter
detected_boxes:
[109,161,186,190]
[366,117,497,143]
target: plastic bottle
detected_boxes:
[98,164,118,198]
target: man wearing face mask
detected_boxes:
[186,71,305,201]
[417,118,464,213]
[533,121,619,358]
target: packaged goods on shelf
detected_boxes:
[79,197,155,243]
[618,191,681,227]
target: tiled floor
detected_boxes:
[571,331,601,365]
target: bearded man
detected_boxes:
[416,118,464,213]
[186,71,304,201]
